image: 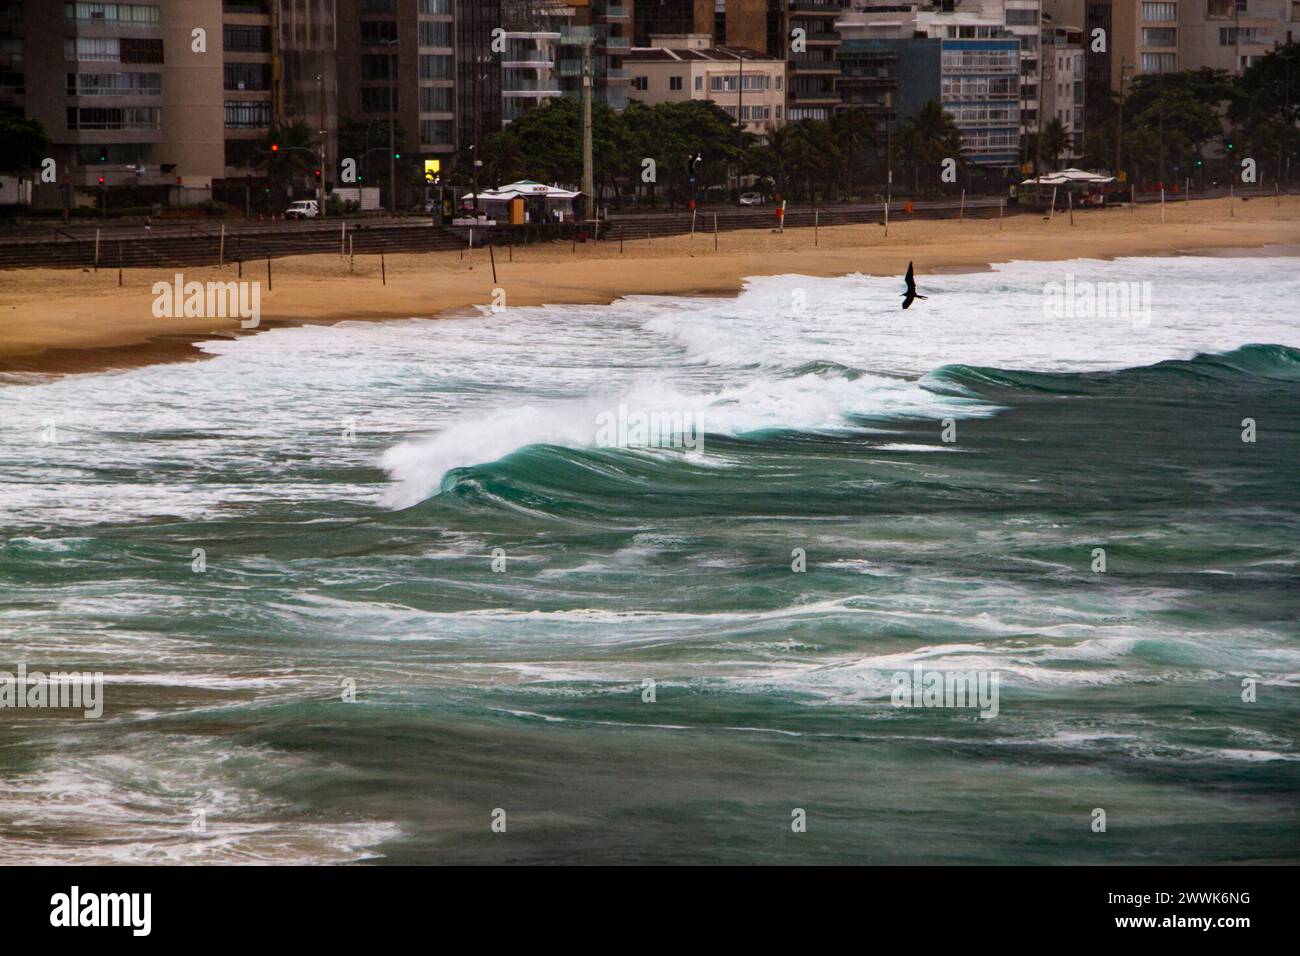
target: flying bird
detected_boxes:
[900,261,927,310]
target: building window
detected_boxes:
[669,75,682,91]
[223,25,270,53]
[362,54,397,80]
[1006,9,1039,25]
[417,20,451,47]
[69,71,161,95]
[360,20,398,46]
[418,54,452,80]
[419,119,453,145]
[361,87,396,112]
[1142,27,1176,45]
[65,37,119,62]
[224,62,271,92]
[1220,26,1266,43]
[70,105,161,130]
[1141,2,1177,20]
[65,3,160,25]
[632,75,647,91]
[1141,52,1176,71]
[419,86,452,112]
[417,0,451,12]
[224,100,272,128]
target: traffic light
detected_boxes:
[314,169,321,180]
[97,176,105,185]
[98,146,108,162]
[393,152,401,160]
[1226,141,1234,151]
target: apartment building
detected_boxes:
[838,3,1031,168]
[632,0,713,44]
[13,1,222,208]
[625,39,787,133]
[641,1,848,121]
[501,2,575,124]
[1104,0,1298,90]
[1041,21,1085,157]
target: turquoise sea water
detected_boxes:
[1,255,1297,864]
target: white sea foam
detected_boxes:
[1,256,1295,522]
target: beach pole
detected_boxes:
[1229,183,1234,217]
[117,242,122,287]
[381,249,386,286]
[1160,187,1166,223]
[94,228,100,272]
[1131,183,1136,213]
[959,188,965,221]
[814,209,819,246]
[340,220,345,258]
[349,235,354,273]
[1185,177,1190,202]
[883,199,888,237]
[999,198,1004,230]
[219,224,225,267]
[267,256,272,292]
[1068,189,1074,226]
[1277,180,1282,206]
[1048,186,1057,220]
[714,213,718,251]
[489,244,497,284]
[691,207,697,239]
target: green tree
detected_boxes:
[831,108,877,199]
[1041,117,1069,169]
[898,101,963,195]
[0,116,51,174]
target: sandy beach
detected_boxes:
[2,195,1298,375]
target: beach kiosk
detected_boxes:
[460,181,584,225]
[1021,168,1117,210]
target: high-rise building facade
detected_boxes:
[1041,21,1086,157]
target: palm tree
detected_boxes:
[899,101,963,194]
[1041,118,1069,170]
[831,108,876,199]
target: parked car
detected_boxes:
[284,200,319,221]
[739,192,765,206]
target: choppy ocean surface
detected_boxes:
[1,255,1297,864]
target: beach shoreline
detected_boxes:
[3,197,1299,378]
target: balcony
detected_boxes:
[597,4,631,20]
[788,1,848,15]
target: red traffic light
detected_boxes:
[97,176,105,185]
[313,169,321,179]
[271,143,279,152]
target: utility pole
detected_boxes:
[472,54,482,215]
[581,39,595,223]
[1034,30,1043,179]
[1115,59,1127,180]
[318,72,327,218]
[389,84,397,215]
